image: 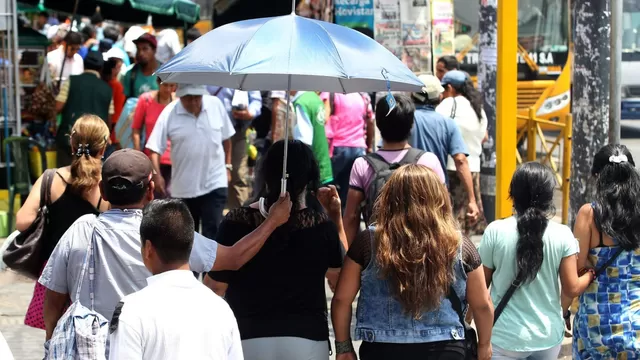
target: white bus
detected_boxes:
[622,0,640,119]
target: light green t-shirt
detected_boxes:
[121,64,159,99]
[478,216,579,352]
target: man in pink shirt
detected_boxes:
[343,94,445,246]
[320,92,375,208]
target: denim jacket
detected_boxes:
[355,228,468,344]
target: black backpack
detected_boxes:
[361,148,425,224]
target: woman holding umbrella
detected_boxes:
[205,140,346,360]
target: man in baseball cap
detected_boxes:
[101,148,156,206]
[409,74,479,222]
[39,147,292,342]
[122,33,159,99]
[411,73,445,104]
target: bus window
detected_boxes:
[454,0,569,76]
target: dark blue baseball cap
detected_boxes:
[441,70,468,87]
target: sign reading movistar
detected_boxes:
[334,0,374,29]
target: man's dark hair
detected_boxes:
[102,178,148,206]
[91,12,104,25]
[412,93,441,107]
[186,27,202,43]
[64,31,83,46]
[81,24,95,42]
[84,51,104,72]
[103,26,120,42]
[141,199,195,264]
[375,94,415,143]
[425,98,441,107]
[38,11,49,18]
[437,55,459,71]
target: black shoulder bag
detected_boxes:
[447,285,478,360]
[2,169,55,279]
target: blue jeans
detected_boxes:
[331,146,365,208]
[492,344,562,360]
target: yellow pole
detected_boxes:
[496,0,518,219]
[527,107,536,162]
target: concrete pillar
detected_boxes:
[570,0,611,225]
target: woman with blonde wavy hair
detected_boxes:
[332,164,494,360]
[16,114,111,330]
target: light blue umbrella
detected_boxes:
[156,13,422,93]
[156,3,424,193]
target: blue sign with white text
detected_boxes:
[334,0,374,30]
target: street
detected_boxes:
[2,138,640,359]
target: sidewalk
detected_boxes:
[0,271,44,360]
[0,267,572,360]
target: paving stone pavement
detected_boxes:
[1,238,570,360]
[0,271,44,360]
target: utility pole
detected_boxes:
[478,0,498,224]
[570,0,611,225]
[609,0,622,144]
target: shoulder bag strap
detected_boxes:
[330,93,335,115]
[213,87,223,97]
[55,45,68,92]
[450,97,458,118]
[40,169,55,208]
[493,275,522,324]
[595,246,625,277]
[129,64,138,98]
[71,228,95,304]
[88,229,97,310]
[447,285,466,327]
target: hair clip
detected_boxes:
[74,144,84,157]
[609,154,628,164]
[74,144,92,157]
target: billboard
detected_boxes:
[334,0,374,29]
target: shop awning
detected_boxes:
[18,0,200,27]
[99,0,200,24]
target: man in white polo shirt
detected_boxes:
[147,84,235,240]
[109,199,243,360]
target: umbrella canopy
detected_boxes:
[156,13,423,93]
[157,12,423,194]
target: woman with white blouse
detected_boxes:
[437,70,488,236]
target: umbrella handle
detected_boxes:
[281,76,292,195]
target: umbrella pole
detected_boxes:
[281,75,292,195]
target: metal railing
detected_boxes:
[516,108,573,224]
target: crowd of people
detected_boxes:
[1,19,639,360]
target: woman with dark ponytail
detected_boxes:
[565,144,640,359]
[205,140,346,360]
[478,162,593,359]
[15,114,111,330]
